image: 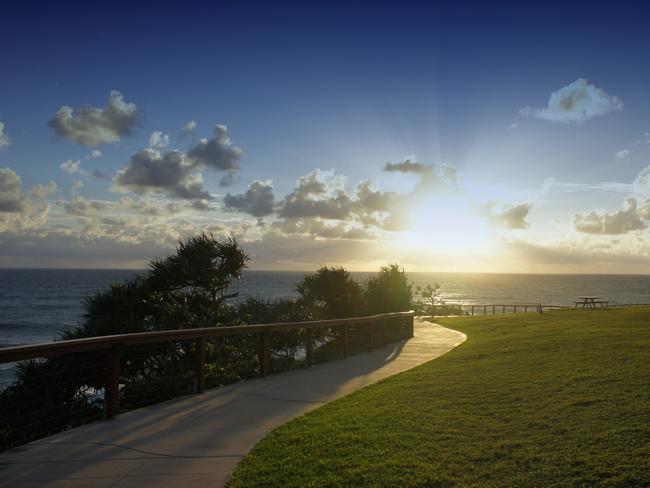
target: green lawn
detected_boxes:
[228,309,650,487]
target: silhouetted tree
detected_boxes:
[364,263,413,314]
[296,266,362,319]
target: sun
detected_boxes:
[397,194,495,254]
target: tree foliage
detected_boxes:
[363,264,412,314]
[296,266,363,319]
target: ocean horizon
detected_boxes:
[2,268,650,347]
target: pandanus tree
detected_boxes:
[0,234,249,450]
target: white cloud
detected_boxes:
[519,78,622,124]
[149,130,170,149]
[71,179,84,192]
[86,149,102,160]
[59,159,82,174]
[181,120,197,136]
[48,90,138,145]
[0,122,10,150]
[616,149,630,160]
[633,165,650,196]
[30,181,58,199]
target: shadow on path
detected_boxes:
[0,319,465,488]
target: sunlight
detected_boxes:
[398,194,495,254]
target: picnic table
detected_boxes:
[575,296,609,309]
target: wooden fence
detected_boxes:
[0,311,414,420]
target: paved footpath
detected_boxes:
[0,320,465,487]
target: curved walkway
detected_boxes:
[0,319,465,487]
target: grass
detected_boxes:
[228,308,650,487]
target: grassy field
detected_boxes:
[228,308,650,487]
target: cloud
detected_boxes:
[64,196,107,216]
[278,169,353,220]
[616,149,630,160]
[112,148,210,200]
[0,122,10,149]
[481,202,531,229]
[187,124,242,172]
[71,179,84,192]
[30,181,58,199]
[149,130,170,149]
[383,159,429,174]
[181,120,197,136]
[59,159,83,174]
[224,180,275,217]
[0,167,27,212]
[574,198,645,234]
[633,165,650,196]
[87,150,102,160]
[48,90,138,145]
[519,79,623,124]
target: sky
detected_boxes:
[2,1,650,272]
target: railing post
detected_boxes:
[195,336,206,394]
[502,305,506,314]
[471,305,474,316]
[492,305,495,315]
[483,305,487,315]
[342,325,348,358]
[410,314,414,338]
[514,305,517,313]
[383,318,388,345]
[306,327,313,365]
[259,330,269,377]
[367,321,374,351]
[105,346,120,419]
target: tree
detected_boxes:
[415,283,441,315]
[296,266,362,319]
[1,234,249,450]
[364,264,412,314]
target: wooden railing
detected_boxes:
[0,311,414,420]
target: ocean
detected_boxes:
[1,269,650,384]
[2,268,650,347]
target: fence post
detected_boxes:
[471,305,475,316]
[306,327,313,365]
[195,336,206,394]
[410,314,414,338]
[492,305,495,315]
[514,305,517,313]
[342,325,348,358]
[502,305,506,314]
[367,321,374,351]
[483,305,487,315]
[383,318,388,345]
[259,330,269,377]
[105,347,121,419]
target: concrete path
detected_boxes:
[0,320,465,487]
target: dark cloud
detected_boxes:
[187,125,242,172]
[0,122,10,150]
[574,198,646,234]
[112,148,210,200]
[224,180,275,217]
[48,90,138,145]
[383,159,429,173]
[481,202,531,229]
[0,167,27,212]
[63,196,107,216]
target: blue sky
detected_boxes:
[2,1,650,271]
